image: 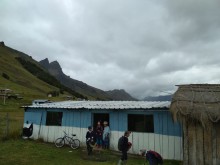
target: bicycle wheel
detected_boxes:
[70,139,80,149]
[55,137,65,148]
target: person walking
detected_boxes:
[102,121,110,149]
[118,131,131,165]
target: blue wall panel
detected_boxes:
[24,109,44,125]
[80,111,92,129]
[24,108,182,137]
[154,111,182,137]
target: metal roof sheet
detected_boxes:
[23,101,170,110]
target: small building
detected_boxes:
[170,84,220,165]
[23,100,182,160]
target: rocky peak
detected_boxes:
[39,58,50,69]
[48,60,63,76]
[106,89,137,101]
[39,59,64,76]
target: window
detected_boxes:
[46,112,63,126]
[128,114,154,133]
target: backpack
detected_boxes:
[118,136,124,151]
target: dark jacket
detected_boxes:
[121,136,129,151]
[86,131,96,143]
[95,125,103,138]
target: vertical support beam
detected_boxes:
[204,121,213,165]
[188,120,196,165]
[183,118,189,165]
[213,122,217,165]
[5,113,9,137]
[216,122,220,164]
[196,123,204,165]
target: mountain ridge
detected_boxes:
[143,95,172,101]
[39,58,137,101]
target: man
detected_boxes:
[118,131,131,165]
[86,126,96,155]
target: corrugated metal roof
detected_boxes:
[23,101,170,110]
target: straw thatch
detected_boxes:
[170,84,220,127]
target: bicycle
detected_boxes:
[54,131,80,149]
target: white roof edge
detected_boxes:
[22,100,170,110]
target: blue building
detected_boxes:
[23,100,182,160]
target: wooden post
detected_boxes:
[216,122,220,164]
[196,123,204,165]
[182,118,189,165]
[188,120,196,165]
[3,89,7,105]
[5,113,9,137]
[213,122,217,165]
[3,94,6,105]
[204,121,213,165]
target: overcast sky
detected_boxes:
[1,0,220,99]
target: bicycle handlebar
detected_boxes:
[63,131,67,135]
[63,131,76,137]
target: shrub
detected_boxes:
[2,72,10,80]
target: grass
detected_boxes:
[0,139,181,165]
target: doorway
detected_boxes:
[93,113,109,128]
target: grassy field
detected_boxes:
[0,139,181,165]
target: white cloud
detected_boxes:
[1,0,220,99]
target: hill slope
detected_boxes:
[0,42,85,103]
[0,44,56,103]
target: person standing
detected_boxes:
[86,126,95,155]
[103,121,110,149]
[95,121,103,148]
[118,131,131,165]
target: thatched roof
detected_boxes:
[170,84,220,127]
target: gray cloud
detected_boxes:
[1,0,220,99]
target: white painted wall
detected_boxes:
[25,124,182,160]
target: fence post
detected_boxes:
[5,113,9,137]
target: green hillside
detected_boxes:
[0,44,78,105]
[0,43,85,139]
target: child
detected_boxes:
[86,126,96,155]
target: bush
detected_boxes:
[2,72,10,80]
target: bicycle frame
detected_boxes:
[55,131,80,149]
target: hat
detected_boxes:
[103,121,108,125]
